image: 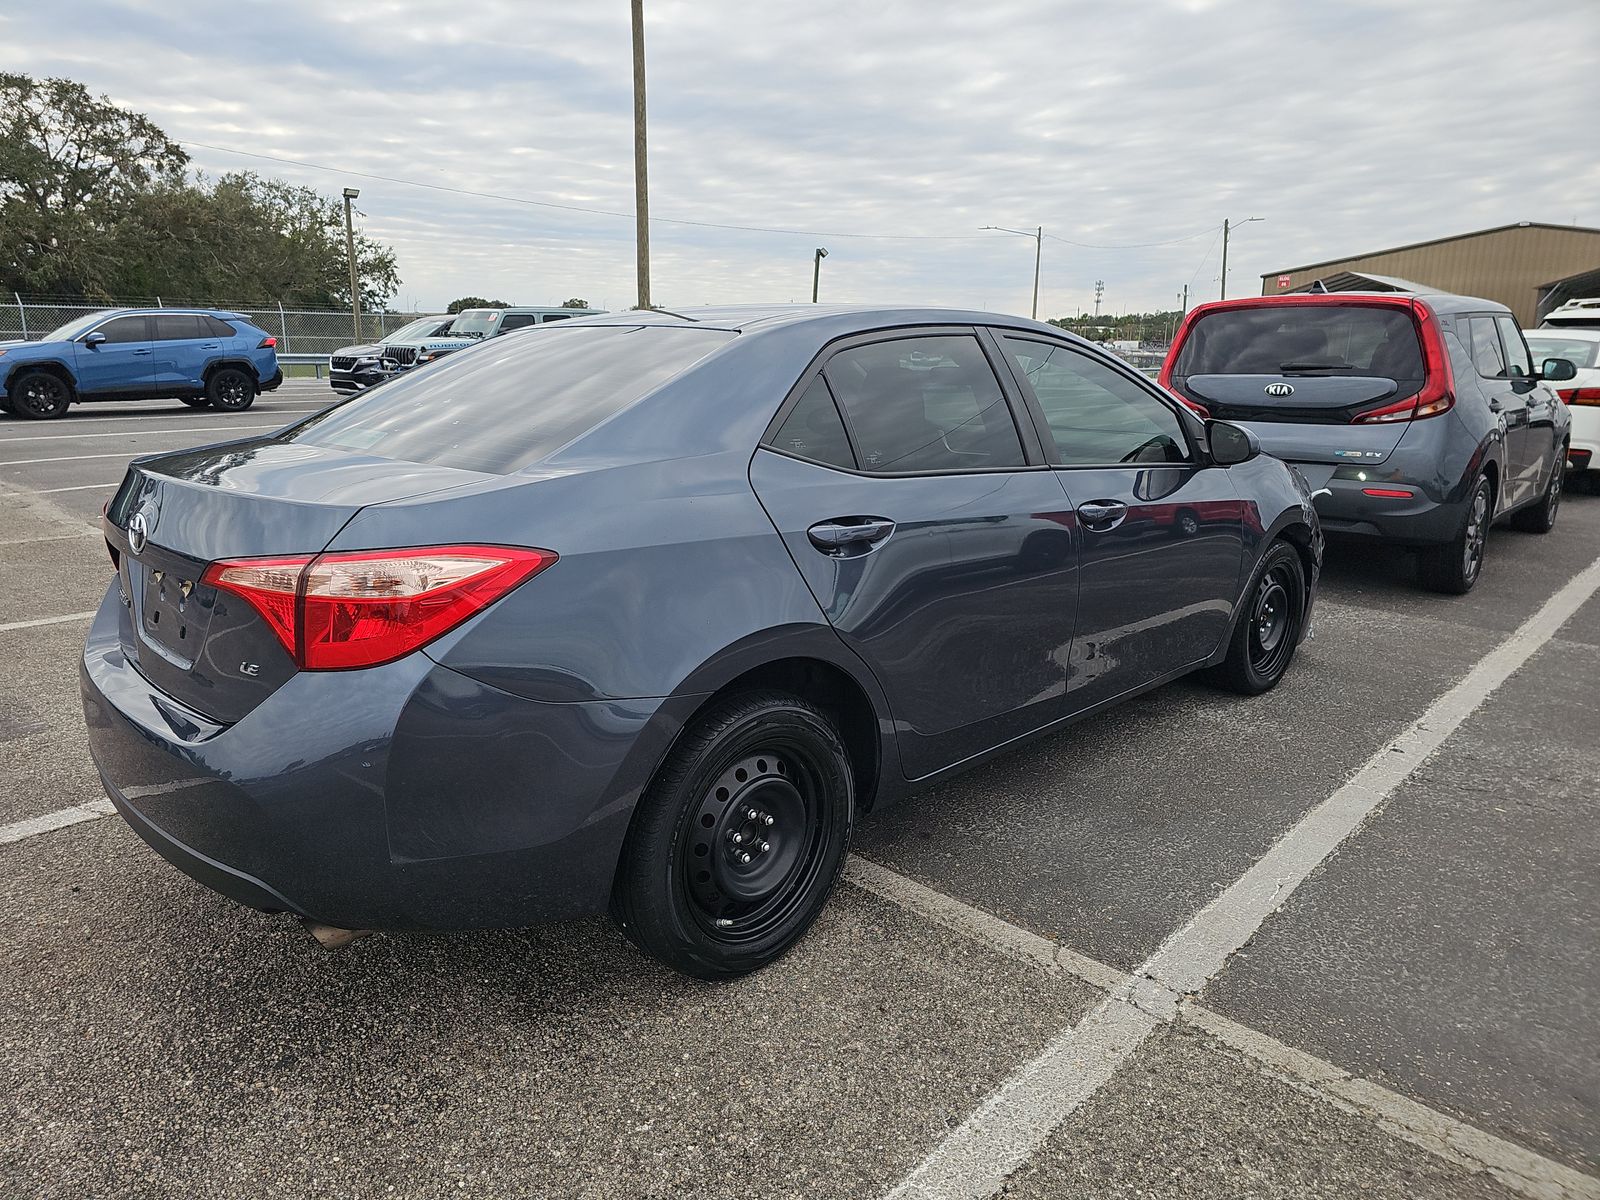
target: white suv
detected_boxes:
[1526,327,1600,484]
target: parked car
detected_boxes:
[1525,328,1600,483]
[1161,290,1574,594]
[328,316,466,394]
[1539,296,1600,329]
[83,306,1319,979]
[0,309,282,420]
[436,305,607,346]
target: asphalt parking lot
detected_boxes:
[2,381,1597,1200]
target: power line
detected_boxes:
[1043,227,1217,250]
[1186,223,1226,290]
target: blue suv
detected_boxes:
[0,308,283,420]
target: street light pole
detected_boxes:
[811,247,828,302]
[342,187,361,342]
[630,0,652,310]
[982,225,1043,319]
[1220,217,1264,300]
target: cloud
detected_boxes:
[3,0,1596,317]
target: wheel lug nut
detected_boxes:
[731,832,742,844]
[748,808,759,819]
[740,852,752,864]
[764,815,774,826]
[760,841,770,853]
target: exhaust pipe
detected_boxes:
[302,920,370,950]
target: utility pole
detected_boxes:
[1220,217,1264,300]
[1093,279,1105,319]
[1180,284,1189,315]
[811,247,828,302]
[630,0,652,310]
[981,225,1043,319]
[342,187,362,341]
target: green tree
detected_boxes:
[561,298,589,309]
[447,296,510,314]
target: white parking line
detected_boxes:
[847,859,1600,1200]
[20,482,121,494]
[883,551,1600,1200]
[0,424,278,442]
[0,531,99,547]
[0,451,170,466]
[0,611,97,633]
[0,800,115,845]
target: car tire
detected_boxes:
[1211,540,1306,696]
[7,370,72,419]
[179,394,210,409]
[610,690,854,980]
[1419,474,1492,594]
[1509,457,1562,534]
[206,367,256,411]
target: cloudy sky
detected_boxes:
[3,0,1597,318]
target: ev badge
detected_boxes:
[127,511,149,555]
[1264,382,1295,397]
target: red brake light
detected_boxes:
[202,545,556,670]
[259,336,277,349]
[1361,487,1415,498]
[1352,301,1454,424]
[1558,387,1600,406]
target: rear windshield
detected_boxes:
[284,326,734,473]
[1525,335,1598,369]
[1175,305,1424,380]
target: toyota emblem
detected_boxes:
[1264,383,1295,397]
[127,511,149,555]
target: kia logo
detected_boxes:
[127,511,149,555]
[1264,383,1295,397]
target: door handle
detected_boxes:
[1076,500,1128,529]
[1488,399,1502,412]
[807,517,895,552]
[132,348,153,355]
[200,342,221,350]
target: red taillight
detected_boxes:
[1558,387,1600,406]
[1352,302,1454,424]
[1361,487,1415,498]
[202,545,555,670]
[259,336,277,349]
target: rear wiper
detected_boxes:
[1279,360,1355,371]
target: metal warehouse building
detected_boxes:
[1261,221,1600,327]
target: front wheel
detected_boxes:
[610,691,854,980]
[206,367,256,411]
[1419,474,1491,594]
[1509,456,1562,534]
[8,370,72,419]
[1211,540,1307,695]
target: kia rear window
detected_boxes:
[283,326,734,473]
[1174,305,1424,380]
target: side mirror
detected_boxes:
[83,331,107,348]
[1541,357,1577,383]
[1207,419,1260,466]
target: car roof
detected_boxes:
[86,307,247,320]
[567,303,1078,337]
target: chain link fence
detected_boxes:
[1,294,426,357]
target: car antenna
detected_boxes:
[647,307,701,322]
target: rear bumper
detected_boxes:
[1306,475,1464,544]
[260,368,283,393]
[330,367,387,394]
[80,587,684,931]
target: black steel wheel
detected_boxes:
[8,370,71,419]
[1212,540,1307,695]
[611,690,854,979]
[1420,474,1491,594]
[1510,455,1562,534]
[206,367,256,411]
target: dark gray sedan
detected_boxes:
[82,306,1321,979]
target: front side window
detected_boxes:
[1003,337,1189,466]
[823,335,1024,473]
[770,376,855,469]
[1467,316,1507,379]
[95,316,150,344]
[1494,316,1532,377]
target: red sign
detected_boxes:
[1278,275,1292,289]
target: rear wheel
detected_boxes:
[1212,540,1306,695]
[206,367,255,411]
[610,691,854,979]
[1419,474,1491,594]
[8,370,72,419]
[1509,456,1562,534]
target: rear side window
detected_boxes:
[286,326,734,473]
[770,377,856,469]
[1467,316,1507,378]
[1175,305,1424,381]
[152,314,205,341]
[824,335,1024,473]
[95,315,149,344]
[1495,316,1532,377]
[202,315,238,337]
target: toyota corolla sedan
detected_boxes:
[83,306,1320,979]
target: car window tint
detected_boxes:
[542,313,572,322]
[1003,337,1190,466]
[1525,336,1598,369]
[1468,316,1507,378]
[1174,305,1423,381]
[1494,316,1532,377]
[770,376,856,469]
[824,335,1024,472]
[499,314,537,332]
[286,326,734,473]
[202,316,237,337]
[95,316,149,344]
[153,314,204,341]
